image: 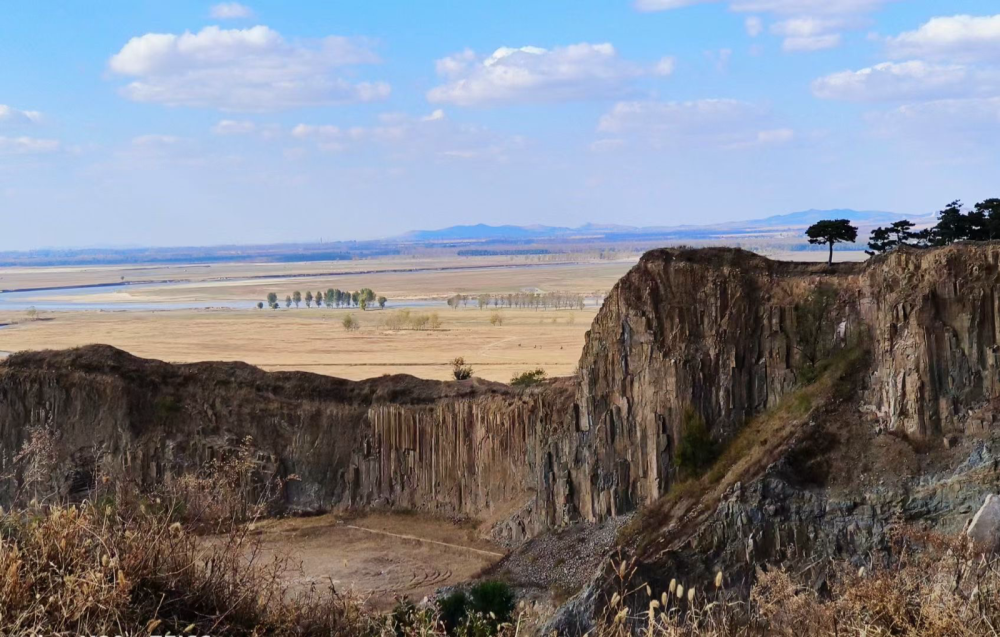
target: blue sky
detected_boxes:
[0,1,998,249]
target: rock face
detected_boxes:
[3,244,1000,553]
[0,347,576,544]
[968,494,1000,552]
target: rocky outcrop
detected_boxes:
[968,493,1000,552]
[0,347,574,544]
[3,245,1000,555]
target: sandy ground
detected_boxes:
[253,512,503,608]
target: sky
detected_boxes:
[1,1,999,249]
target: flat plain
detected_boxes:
[0,255,630,382]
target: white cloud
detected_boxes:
[0,105,42,126]
[729,0,888,15]
[108,26,389,111]
[634,0,716,11]
[212,119,257,135]
[812,60,981,101]
[772,18,845,51]
[291,112,524,161]
[755,128,795,144]
[637,0,888,13]
[654,56,677,76]
[595,99,791,150]
[427,43,670,106]
[132,135,181,146]
[636,0,893,51]
[866,98,1000,145]
[706,48,733,71]
[0,136,59,154]
[210,2,254,19]
[886,14,1000,63]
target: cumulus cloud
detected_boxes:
[811,60,984,101]
[886,14,1000,63]
[0,136,59,154]
[427,43,671,106]
[636,0,893,51]
[108,26,389,111]
[595,99,792,149]
[0,105,42,126]
[210,2,254,19]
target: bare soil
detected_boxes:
[252,512,505,609]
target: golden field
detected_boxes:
[0,255,632,382]
[0,306,598,381]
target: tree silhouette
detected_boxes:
[806,219,858,265]
[867,220,917,256]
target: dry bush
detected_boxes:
[158,435,287,534]
[379,309,443,331]
[0,500,380,636]
[593,527,1000,637]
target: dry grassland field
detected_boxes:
[0,255,630,382]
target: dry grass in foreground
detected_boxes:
[594,527,1000,637]
[5,497,999,636]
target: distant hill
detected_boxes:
[397,209,924,243]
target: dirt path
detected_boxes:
[253,512,504,609]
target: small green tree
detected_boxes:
[292,291,302,307]
[359,297,367,311]
[285,295,292,308]
[510,368,546,387]
[795,283,838,381]
[305,291,313,307]
[266,292,278,307]
[342,314,359,331]
[467,581,515,631]
[378,296,387,309]
[674,407,718,479]
[806,219,859,265]
[256,301,264,310]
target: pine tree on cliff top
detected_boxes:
[806,219,858,265]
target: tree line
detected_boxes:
[259,287,387,310]
[446,292,586,311]
[805,197,1000,264]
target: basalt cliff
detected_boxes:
[2,245,1000,626]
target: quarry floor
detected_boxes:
[252,512,505,609]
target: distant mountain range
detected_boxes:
[398,209,929,243]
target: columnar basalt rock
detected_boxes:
[2,245,1000,551]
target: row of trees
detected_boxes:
[446,292,586,311]
[805,198,1000,264]
[867,199,1000,254]
[260,288,387,311]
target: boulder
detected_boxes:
[967,494,1000,552]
